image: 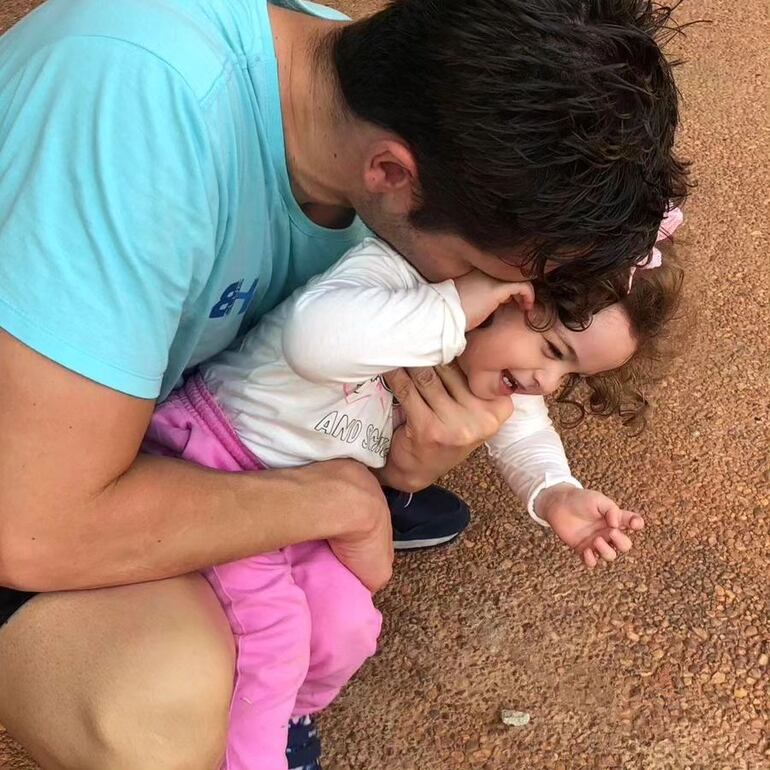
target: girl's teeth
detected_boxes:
[503,373,513,388]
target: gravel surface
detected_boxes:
[1,1,768,769]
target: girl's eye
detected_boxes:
[547,341,564,360]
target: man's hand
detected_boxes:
[315,461,394,593]
[453,270,534,331]
[535,484,645,569]
[378,363,513,492]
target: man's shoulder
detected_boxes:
[1,0,250,103]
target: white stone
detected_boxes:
[501,709,531,727]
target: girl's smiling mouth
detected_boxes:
[500,369,519,395]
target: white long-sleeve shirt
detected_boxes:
[202,238,581,525]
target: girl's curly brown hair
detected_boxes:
[534,250,685,432]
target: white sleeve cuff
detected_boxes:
[527,474,583,527]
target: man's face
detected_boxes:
[350,138,542,282]
[399,228,533,283]
[358,205,532,283]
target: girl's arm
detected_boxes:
[281,238,467,384]
[485,394,582,526]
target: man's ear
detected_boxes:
[363,139,418,214]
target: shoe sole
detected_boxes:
[393,532,461,551]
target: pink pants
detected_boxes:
[143,374,382,770]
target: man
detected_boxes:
[0,1,687,768]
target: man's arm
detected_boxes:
[0,332,392,592]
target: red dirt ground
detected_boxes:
[1,1,768,768]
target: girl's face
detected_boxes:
[457,300,638,399]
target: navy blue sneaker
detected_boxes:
[286,715,322,770]
[386,485,471,550]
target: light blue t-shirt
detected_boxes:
[0,0,367,400]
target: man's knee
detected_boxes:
[80,621,233,770]
[82,688,230,770]
[0,575,235,770]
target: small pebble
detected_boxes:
[470,748,492,763]
[501,709,531,727]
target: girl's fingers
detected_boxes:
[608,529,633,554]
[597,498,644,532]
[616,509,644,529]
[583,548,598,569]
[604,503,621,529]
[579,525,637,569]
[505,282,535,310]
[593,536,618,562]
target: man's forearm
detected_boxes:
[2,454,371,591]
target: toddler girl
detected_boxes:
[143,215,683,770]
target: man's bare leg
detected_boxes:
[0,574,234,770]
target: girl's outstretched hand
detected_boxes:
[534,484,645,569]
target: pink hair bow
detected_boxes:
[629,206,683,288]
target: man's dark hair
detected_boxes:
[333,0,690,321]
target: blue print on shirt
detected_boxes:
[209,279,259,318]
